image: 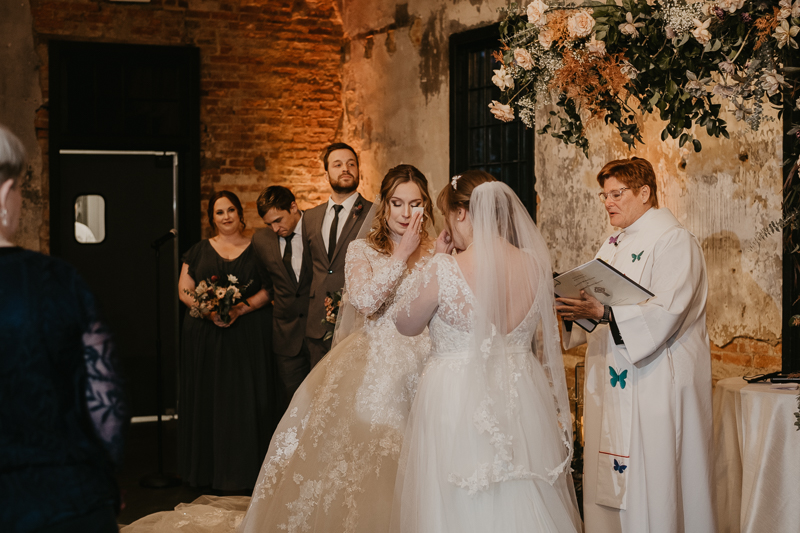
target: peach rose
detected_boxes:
[567,11,595,39]
[514,48,535,70]
[527,0,549,27]
[489,101,515,123]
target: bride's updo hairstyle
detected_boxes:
[436,169,497,220]
[367,164,435,255]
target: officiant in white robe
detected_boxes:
[555,158,716,533]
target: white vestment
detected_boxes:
[563,207,716,533]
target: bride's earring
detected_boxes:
[1,208,7,227]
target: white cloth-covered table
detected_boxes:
[713,377,800,533]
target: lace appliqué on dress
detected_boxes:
[247,241,433,533]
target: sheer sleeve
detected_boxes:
[75,274,127,466]
[82,321,127,465]
[395,254,442,336]
[344,240,407,317]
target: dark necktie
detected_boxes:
[327,204,344,262]
[283,234,297,284]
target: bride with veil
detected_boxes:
[122,164,448,533]
[392,171,583,532]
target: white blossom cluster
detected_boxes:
[660,0,704,36]
[516,96,537,128]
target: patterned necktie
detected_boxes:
[283,233,297,284]
[327,204,344,262]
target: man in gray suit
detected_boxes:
[303,142,373,367]
[253,186,312,400]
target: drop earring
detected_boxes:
[1,208,7,227]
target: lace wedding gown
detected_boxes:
[122,239,432,533]
[391,254,582,533]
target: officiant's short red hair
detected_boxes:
[596,157,659,208]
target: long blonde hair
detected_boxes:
[366,165,435,255]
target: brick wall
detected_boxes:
[31,0,345,240]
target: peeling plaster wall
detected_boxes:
[0,0,44,252]
[340,0,507,197]
[342,1,783,381]
[537,105,783,380]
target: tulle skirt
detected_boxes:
[391,351,583,533]
[121,324,429,533]
[121,496,249,533]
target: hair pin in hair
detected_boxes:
[451,175,461,190]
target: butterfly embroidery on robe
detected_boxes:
[609,366,628,389]
[631,251,643,262]
[613,458,628,474]
[609,234,621,246]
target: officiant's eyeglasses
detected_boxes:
[598,187,630,202]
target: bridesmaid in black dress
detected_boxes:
[177,191,281,491]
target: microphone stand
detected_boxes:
[140,231,181,489]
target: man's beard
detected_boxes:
[330,173,359,194]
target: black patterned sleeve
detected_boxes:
[75,275,128,466]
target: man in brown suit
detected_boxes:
[302,143,373,367]
[253,186,312,400]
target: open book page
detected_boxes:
[554,259,654,332]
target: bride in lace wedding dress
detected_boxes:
[392,171,583,533]
[122,165,448,533]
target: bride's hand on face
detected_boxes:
[392,210,423,263]
[434,229,454,255]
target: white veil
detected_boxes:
[452,181,574,488]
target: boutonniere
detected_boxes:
[352,202,364,220]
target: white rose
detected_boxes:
[793,0,800,18]
[527,0,549,27]
[227,274,238,284]
[514,48,535,70]
[492,67,515,90]
[489,101,515,123]
[196,280,208,292]
[692,18,712,45]
[586,34,606,55]
[538,28,556,49]
[567,11,595,39]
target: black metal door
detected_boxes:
[58,152,177,417]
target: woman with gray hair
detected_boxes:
[0,124,126,532]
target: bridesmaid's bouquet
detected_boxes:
[184,274,252,324]
[322,290,343,341]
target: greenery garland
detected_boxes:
[492,0,798,168]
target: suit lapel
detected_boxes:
[331,194,366,263]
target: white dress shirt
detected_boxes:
[321,193,359,251]
[278,213,304,281]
